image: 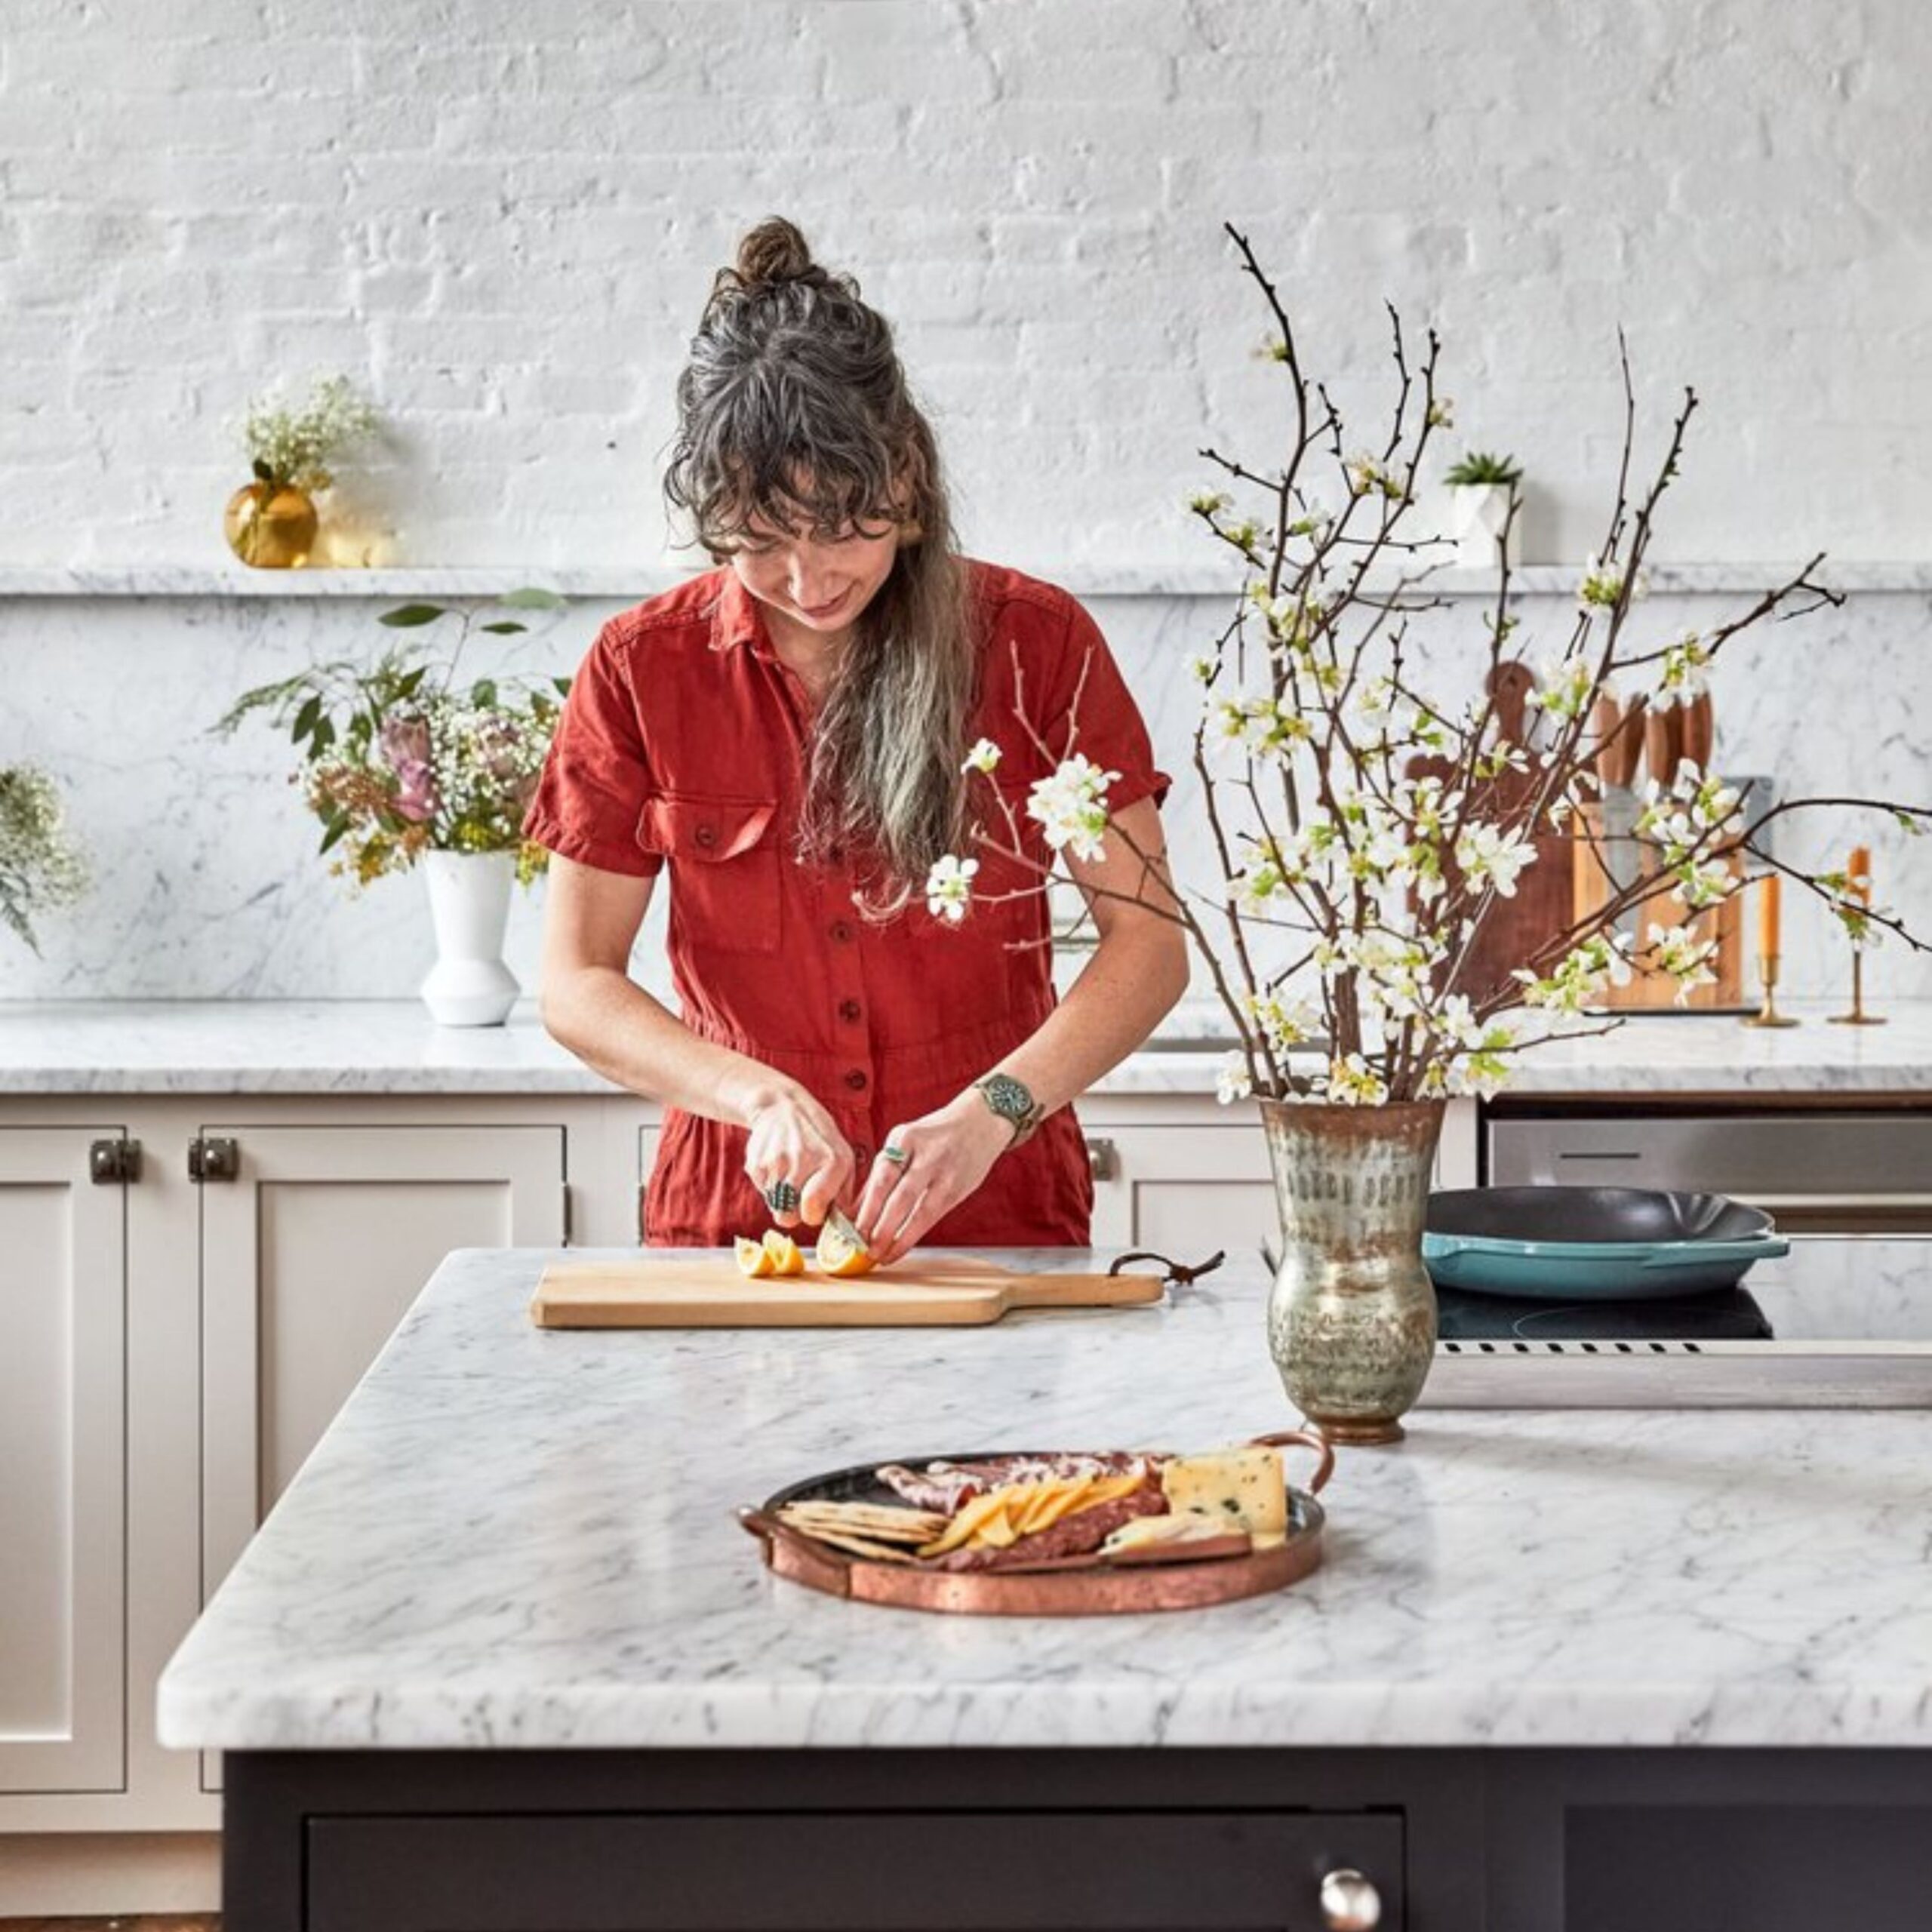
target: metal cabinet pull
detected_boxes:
[89,1137,141,1185]
[1084,1134,1118,1180]
[1320,1866,1383,1930]
[188,1136,240,1183]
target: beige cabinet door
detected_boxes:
[0,1128,125,1793]
[1084,1099,1476,1257]
[1084,1124,1278,1257]
[199,1123,566,1601]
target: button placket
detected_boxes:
[823,870,874,1128]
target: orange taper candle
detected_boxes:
[1758,872,1781,955]
[1849,844,1872,906]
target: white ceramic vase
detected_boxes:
[419,850,520,1028]
[1447,483,1521,570]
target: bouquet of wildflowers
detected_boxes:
[215,589,571,889]
[930,223,1930,1107]
[0,764,89,952]
[235,373,382,494]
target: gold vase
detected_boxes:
[223,480,319,568]
[1260,1097,1445,1445]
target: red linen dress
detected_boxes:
[521,557,1172,1246]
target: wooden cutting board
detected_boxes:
[530,1254,1168,1329]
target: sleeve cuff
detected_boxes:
[522,813,665,878]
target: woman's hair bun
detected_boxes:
[734,215,823,292]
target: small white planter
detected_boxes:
[1447,483,1521,570]
[419,849,520,1027]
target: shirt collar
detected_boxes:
[709,568,776,661]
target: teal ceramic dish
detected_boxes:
[1423,1186,1790,1300]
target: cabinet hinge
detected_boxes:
[188,1135,240,1183]
[89,1137,142,1185]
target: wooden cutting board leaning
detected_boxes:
[530,1253,1170,1329]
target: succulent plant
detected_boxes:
[1444,449,1523,488]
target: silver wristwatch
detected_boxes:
[972,1072,1044,1146]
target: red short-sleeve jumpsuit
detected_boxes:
[522,557,1172,1247]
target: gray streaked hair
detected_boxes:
[663,215,980,921]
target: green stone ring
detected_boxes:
[764,1179,799,1214]
[881,1143,911,1166]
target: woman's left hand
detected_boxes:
[853,1091,1015,1266]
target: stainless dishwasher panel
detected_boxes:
[1486,1113,1932,1233]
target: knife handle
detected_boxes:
[1680,691,1715,772]
[1644,705,1679,789]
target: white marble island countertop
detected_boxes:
[158,1245,1932,1754]
[5,995,1932,1095]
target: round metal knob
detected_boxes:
[1320,1867,1383,1930]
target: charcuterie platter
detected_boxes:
[737,1429,1334,1615]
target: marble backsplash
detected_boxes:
[2,570,1927,1008]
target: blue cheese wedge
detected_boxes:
[1158,1447,1288,1549]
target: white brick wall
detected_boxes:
[4,0,1930,571]
[2,1,1928,1007]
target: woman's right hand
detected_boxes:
[739,1079,856,1230]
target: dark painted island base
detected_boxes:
[223,1745,1932,1931]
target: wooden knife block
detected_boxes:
[1571,800,1745,1010]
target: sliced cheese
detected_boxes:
[1159,1446,1288,1549]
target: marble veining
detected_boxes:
[1,997,1930,1096]
[156,1244,1932,1752]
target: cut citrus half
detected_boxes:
[761,1229,805,1276]
[814,1220,875,1278]
[734,1234,776,1278]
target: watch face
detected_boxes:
[981,1073,1032,1121]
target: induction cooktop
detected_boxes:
[1420,1235,1932,1407]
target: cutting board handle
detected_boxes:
[1107,1247,1226,1287]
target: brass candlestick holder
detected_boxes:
[1743,953,1800,1028]
[1829,946,1887,1026]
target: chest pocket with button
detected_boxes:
[635,793,783,955]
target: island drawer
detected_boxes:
[305,1807,1407,1930]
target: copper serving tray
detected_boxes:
[737,1429,1334,1616]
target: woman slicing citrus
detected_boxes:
[524,217,1188,1269]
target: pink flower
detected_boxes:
[379,717,437,823]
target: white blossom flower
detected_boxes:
[1427,394,1457,429]
[1454,821,1537,898]
[1026,755,1120,863]
[961,737,1002,776]
[1646,922,1720,1004]
[1344,451,1405,500]
[1655,629,1712,708]
[1324,1052,1390,1106]
[1577,553,1649,611]
[1523,654,1596,721]
[1215,1052,1254,1106]
[1185,651,1217,685]
[1241,990,1321,1052]
[1188,489,1235,515]
[924,853,978,924]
